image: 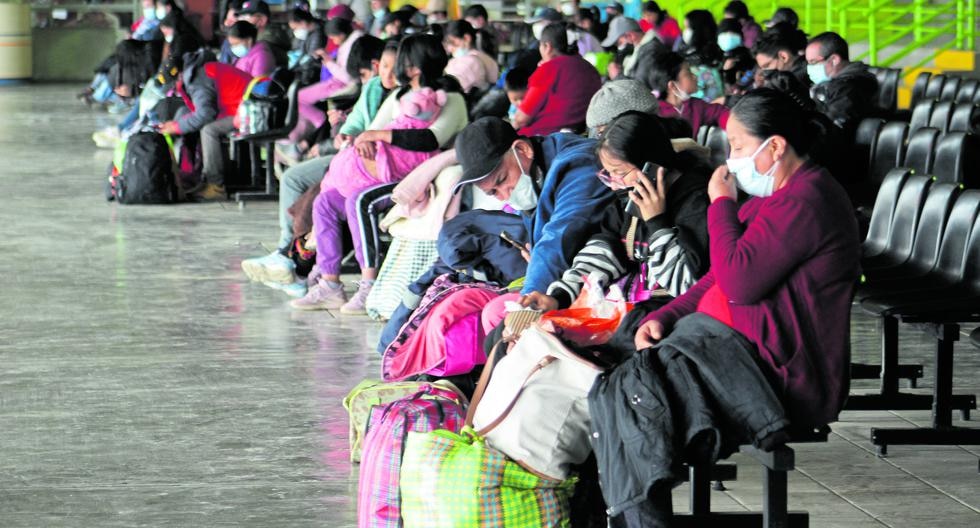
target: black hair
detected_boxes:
[444,19,477,43]
[597,111,703,174]
[759,69,815,111]
[577,7,596,25]
[463,4,488,21]
[109,39,162,93]
[809,31,849,62]
[159,12,180,29]
[504,66,532,92]
[228,20,258,41]
[395,33,450,89]
[289,7,317,23]
[643,1,666,17]
[540,23,575,56]
[718,18,742,35]
[384,39,401,53]
[325,17,353,37]
[770,7,799,28]
[156,0,179,9]
[684,10,718,51]
[722,45,755,87]
[634,47,685,99]
[723,1,749,20]
[731,88,824,156]
[754,22,807,58]
[345,35,385,80]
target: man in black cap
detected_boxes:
[238,0,291,67]
[453,117,613,305]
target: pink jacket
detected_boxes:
[234,41,276,78]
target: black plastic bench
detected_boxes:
[673,426,830,528]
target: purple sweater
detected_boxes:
[644,162,861,427]
[658,98,730,138]
[234,41,276,78]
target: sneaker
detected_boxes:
[290,280,347,310]
[265,279,308,298]
[92,127,121,149]
[340,280,374,315]
[241,251,296,284]
[188,183,227,202]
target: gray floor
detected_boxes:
[0,84,976,527]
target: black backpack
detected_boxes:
[116,132,178,204]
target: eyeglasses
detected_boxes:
[596,167,636,188]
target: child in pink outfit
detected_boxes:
[321,87,448,196]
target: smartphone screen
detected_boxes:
[499,231,525,250]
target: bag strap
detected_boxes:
[243,75,272,100]
[464,334,557,436]
[625,217,639,261]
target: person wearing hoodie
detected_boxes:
[443,19,500,94]
[227,20,277,77]
[805,32,878,136]
[450,117,615,332]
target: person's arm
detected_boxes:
[174,80,218,134]
[708,194,820,304]
[695,98,731,129]
[546,234,630,308]
[642,269,715,329]
[643,188,710,297]
[388,92,469,151]
[253,45,277,77]
[324,60,353,85]
[514,66,551,128]
[339,78,380,136]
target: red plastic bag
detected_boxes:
[539,273,633,346]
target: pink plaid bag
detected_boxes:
[357,382,467,528]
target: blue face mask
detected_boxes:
[807,61,831,85]
[373,8,387,18]
[717,32,742,52]
[725,137,779,197]
[155,6,167,19]
[507,104,518,120]
[231,44,250,58]
[144,6,157,20]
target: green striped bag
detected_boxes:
[400,427,576,527]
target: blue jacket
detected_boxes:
[522,133,614,295]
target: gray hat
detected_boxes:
[586,79,660,129]
[601,16,642,47]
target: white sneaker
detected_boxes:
[241,251,296,285]
[265,280,308,298]
[290,280,348,310]
[92,127,120,149]
[340,280,374,315]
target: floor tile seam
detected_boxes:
[792,466,893,527]
[827,431,980,514]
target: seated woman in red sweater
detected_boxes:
[635,88,862,428]
[634,48,729,136]
[510,23,602,136]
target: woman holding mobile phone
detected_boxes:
[519,111,712,321]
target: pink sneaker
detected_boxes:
[290,280,347,310]
[340,280,374,315]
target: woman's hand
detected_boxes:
[634,319,666,349]
[629,166,669,221]
[327,109,347,127]
[353,131,390,159]
[158,121,180,136]
[519,291,558,312]
[708,164,738,203]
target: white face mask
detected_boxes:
[293,28,310,41]
[807,61,831,85]
[717,32,742,52]
[508,146,539,211]
[670,82,691,102]
[725,137,779,197]
[144,6,157,20]
[155,6,167,19]
[682,28,693,44]
[164,33,174,43]
[231,43,249,58]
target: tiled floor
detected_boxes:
[0,84,976,527]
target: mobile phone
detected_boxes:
[625,162,659,217]
[499,231,525,251]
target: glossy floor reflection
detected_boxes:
[0,85,977,527]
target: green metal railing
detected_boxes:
[659,0,975,68]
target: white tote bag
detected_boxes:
[471,326,603,480]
